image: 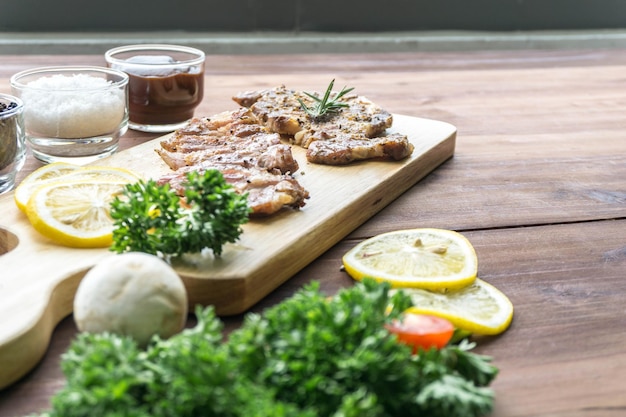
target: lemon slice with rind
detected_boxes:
[395,278,514,335]
[15,164,142,213]
[25,180,129,248]
[342,228,478,291]
[14,162,81,212]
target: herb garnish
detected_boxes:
[298,79,355,120]
[34,279,498,417]
[109,169,251,258]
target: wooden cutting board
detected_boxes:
[0,114,455,389]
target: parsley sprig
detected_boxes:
[109,169,250,258]
[298,79,355,120]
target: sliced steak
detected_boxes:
[156,84,412,217]
[306,133,414,165]
[157,162,309,217]
[157,108,299,174]
[156,108,307,216]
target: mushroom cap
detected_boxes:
[74,252,188,346]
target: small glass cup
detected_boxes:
[10,66,129,165]
[105,44,205,133]
[0,94,26,194]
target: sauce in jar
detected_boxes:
[105,46,206,132]
[123,55,204,126]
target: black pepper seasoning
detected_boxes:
[0,94,25,192]
[0,102,19,170]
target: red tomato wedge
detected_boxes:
[385,313,454,352]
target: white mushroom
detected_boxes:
[73,252,188,347]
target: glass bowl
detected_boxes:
[105,44,205,133]
[10,66,129,164]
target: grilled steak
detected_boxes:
[157,108,299,174]
[156,108,308,216]
[157,162,308,216]
[156,84,412,216]
[232,85,414,165]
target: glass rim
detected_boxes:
[9,66,129,92]
[0,93,24,119]
[104,44,206,68]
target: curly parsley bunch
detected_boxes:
[109,169,251,258]
[30,279,498,417]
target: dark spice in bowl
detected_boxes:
[0,101,20,171]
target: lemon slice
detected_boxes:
[14,164,141,213]
[394,278,514,335]
[25,180,129,248]
[342,228,478,291]
[14,162,81,212]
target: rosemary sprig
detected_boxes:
[298,79,355,120]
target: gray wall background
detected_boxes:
[2,0,626,33]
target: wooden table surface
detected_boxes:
[0,49,625,417]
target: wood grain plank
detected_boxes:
[350,128,626,236]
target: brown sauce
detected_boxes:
[127,71,204,125]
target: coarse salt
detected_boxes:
[22,74,126,139]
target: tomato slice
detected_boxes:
[385,313,454,352]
